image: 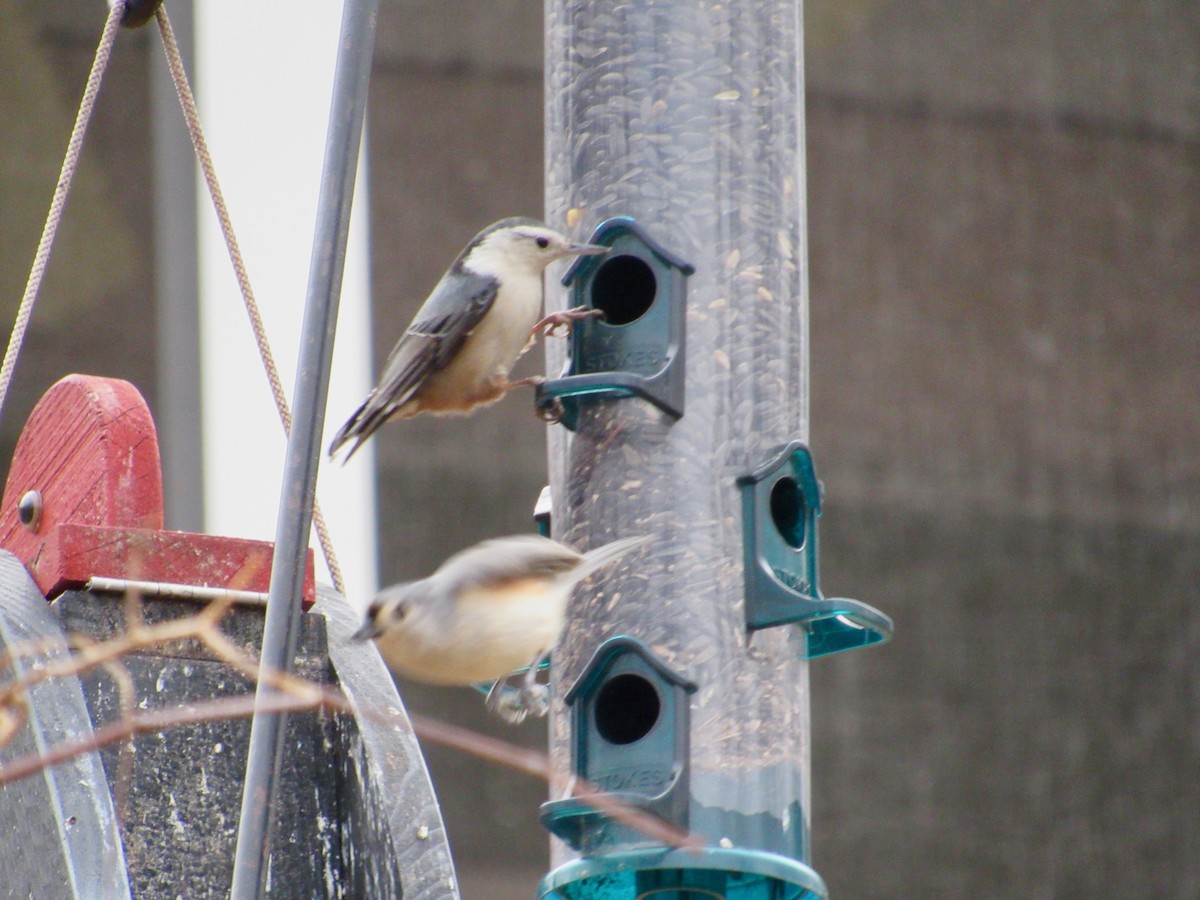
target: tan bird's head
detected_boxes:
[460,218,608,279]
[350,589,412,643]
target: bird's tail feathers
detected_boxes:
[569,534,651,585]
[328,394,388,462]
[327,407,365,461]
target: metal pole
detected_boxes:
[152,0,203,532]
[230,0,378,895]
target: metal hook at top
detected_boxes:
[115,0,165,29]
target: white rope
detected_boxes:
[154,6,346,597]
[0,0,125,421]
[0,1,347,598]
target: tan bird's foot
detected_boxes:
[519,682,550,717]
[519,654,552,717]
[484,677,529,725]
[536,397,565,424]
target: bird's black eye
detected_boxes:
[535,236,550,249]
[391,599,410,622]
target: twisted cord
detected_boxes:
[0,1,125,421]
[155,7,345,596]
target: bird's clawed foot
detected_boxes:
[519,681,550,717]
[519,657,551,716]
[482,656,552,724]
[531,305,605,340]
[536,397,565,424]
[484,676,530,725]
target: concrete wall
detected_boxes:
[805,3,1199,896]
[368,7,553,893]
[1,1,1195,897]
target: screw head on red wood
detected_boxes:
[18,490,42,533]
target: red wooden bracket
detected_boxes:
[0,374,315,606]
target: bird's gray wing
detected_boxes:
[434,535,583,595]
[328,270,498,457]
[377,269,499,407]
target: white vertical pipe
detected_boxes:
[193,2,377,602]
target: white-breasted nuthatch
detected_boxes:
[352,533,648,723]
[328,218,609,460]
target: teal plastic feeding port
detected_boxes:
[541,637,696,854]
[738,441,893,657]
[535,217,692,429]
[539,638,827,900]
[535,485,553,537]
[539,847,828,900]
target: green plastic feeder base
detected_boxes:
[539,847,827,900]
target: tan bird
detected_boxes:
[352,533,648,722]
[329,218,607,460]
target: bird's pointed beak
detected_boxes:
[351,619,381,642]
[566,242,610,257]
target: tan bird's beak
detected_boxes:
[351,619,382,642]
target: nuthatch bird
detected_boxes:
[352,533,648,723]
[329,218,609,460]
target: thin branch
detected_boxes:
[98,657,136,822]
[0,686,347,786]
[409,713,703,852]
[0,558,264,737]
[0,598,236,725]
[1,584,704,853]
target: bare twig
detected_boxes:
[0,685,26,747]
[0,596,237,722]
[0,556,265,736]
[98,657,135,822]
[0,688,344,786]
[0,586,703,853]
[410,713,703,852]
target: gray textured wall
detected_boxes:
[1,1,1195,898]
[367,8,554,896]
[806,3,1199,897]
[368,4,1199,895]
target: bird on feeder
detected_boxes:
[352,533,648,723]
[328,218,608,460]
